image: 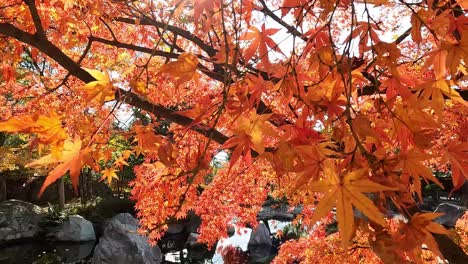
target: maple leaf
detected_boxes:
[383,75,414,100]
[113,151,131,170]
[395,147,443,200]
[159,53,199,87]
[441,141,468,191]
[292,142,336,191]
[241,24,283,65]
[133,124,163,156]
[81,68,115,105]
[192,0,217,22]
[440,34,468,77]
[100,168,119,185]
[423,49,448,80]
[393,95,439,145]
[177,95,217,127]
[416,79,467,116]
[411,12,423,44]
[0,112,68,159]
[308,162,395,247]
[394,213,449,258]
[222,111,273,165]
[26,137,91,196]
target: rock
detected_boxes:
[186,232,202,248]
[55,215,96,242]
[248,244,273,263]
[227,225,236,237]
[92,213,162,264]
[248,222,272,247]
[0,199,45,243]
[257,204,300,221]
[185,211,202,233]
[434,203,466,227]
[55,241,95,263]
[248,223,274,263]
[166,223,184,234]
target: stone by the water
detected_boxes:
[92,213,162,264]
[0,199,45,244]
[55,215,96,242]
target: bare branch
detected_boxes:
[0,22,229,145]
[114,17,218,57]
[23,0,46,38]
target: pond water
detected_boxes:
[0,220,290,264]
[0,241,95,264]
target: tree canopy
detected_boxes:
[0,0,467,262]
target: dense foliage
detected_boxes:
[0,0,467,262]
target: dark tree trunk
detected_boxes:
[434,233,468,263]
[57,177,65,210]
[0,174,6,202]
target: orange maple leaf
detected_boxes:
[193,0,217,22]
[394,212,449,259]
[133,124,163,156]
[416,79,467,116]
[0,111,68,159]
[442,141,468,191]
[113,151,130,170]
[26,137,91,196]
[241,24,283,65]
[395,147,443,200]
[308,162,395,247]
[439,34,468,77]
[292,142,336,190]
[222,111,273,165]
[100,168,119,185]
[159,53,199,87]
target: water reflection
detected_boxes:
[0,241,95,264]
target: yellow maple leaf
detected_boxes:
[81,68,115,105]
[416,79,467,116]
[440,34,468,77]
[0,112,68,159]
[159,53,199,87]
[113,152,130,169]
[100,168,119,185]
[26,137,91,195]
[308,162,396,247]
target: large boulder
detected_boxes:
[248,222,273,263]
[248,222,272,247]
[185,211,202,233]
[55,215,96,242]
[92,213,162,264]
[434,203,466,228]
[0,199,45,243]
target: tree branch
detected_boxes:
[258,0,307,41]
[0,22,229,145]
[114,17,218,57]
[88,36,225,82]
[23,0,46,38]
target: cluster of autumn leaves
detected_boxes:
[0,0,467,262]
